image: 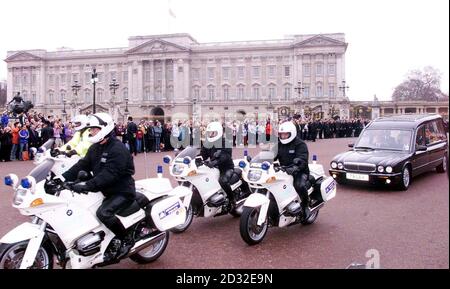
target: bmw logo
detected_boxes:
[66,210,73,216]
[283,185,287,190]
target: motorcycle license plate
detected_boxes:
[346,173,369,181]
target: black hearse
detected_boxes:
[329,114,448,190]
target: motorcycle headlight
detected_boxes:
[337,163,344,170]
[172,164,185,175]
[13,188,28,206]
[377,165,384,173]
[385,166,393,173]
[331,162,338,169]
[248,170,262,182]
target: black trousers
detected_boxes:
[96,195,134,239]
[218,169,235,200]
[293,173,310,206]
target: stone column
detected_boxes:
[149,60,154,100]
[172,59,178,102]
[161,59,166,101]
[39,64,46,105]
[137,60,143,102]
[183,59,190,102]
[6,67,13,102]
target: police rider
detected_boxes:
[61,112,136,260]
[56,114,92,157]
[198,121,236,203]
[275,121,311,219]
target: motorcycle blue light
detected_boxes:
[21,178,31,189]
[244,150,248,157]
[312,155,317,161]
[37,148,44,153]
[157,165,163,174]
[4,176,13,186]
[183,157,191,165]
[239,161,246,168]
[261,162,270,171]
[163,156,171,164]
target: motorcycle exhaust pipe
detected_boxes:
[127,231,166,257]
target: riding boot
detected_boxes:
[115,234,135,260]
[301,195,311,220]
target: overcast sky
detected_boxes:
[1,0,448,101]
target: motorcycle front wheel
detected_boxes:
[170,204,194,233]
[129,231,169,264]
[0,241,54,269]
[240,207,268,246]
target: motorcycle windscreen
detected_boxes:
[39,139,55,152]
[175,146,198,161]
[28,159,55,183]
[251,150,276,164]
[150,196,186,231]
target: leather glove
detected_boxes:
[66,150,78,157]
[205,161,215,168]
[285,166,298,175]
[71,182,91,194]
[50,148,61,157]
[195,158,203,167]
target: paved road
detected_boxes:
[0,138,448,268]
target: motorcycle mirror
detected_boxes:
[77,171,90,181]
[66,145,72,150]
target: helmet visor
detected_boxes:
[207,131,218,139]
[279,132,291,140]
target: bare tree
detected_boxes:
[392,66,447,101]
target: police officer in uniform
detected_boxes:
[62,112,136,260]
[275,121,311,219]
[199,121,236,202]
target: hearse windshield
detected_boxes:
[355,129,413,151]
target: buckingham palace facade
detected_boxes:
[5,33,350,122]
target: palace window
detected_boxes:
[303,64,310,77]
[252,66,260,79]
[284,66,291,77]
[237,66,245,79]
[222,67,230,80]
[208,67,215,80]
[328,64,336,76]
[268,65,276,78]
[316,63,323,76]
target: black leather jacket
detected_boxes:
[63,136,136,199]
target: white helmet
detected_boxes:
[278,121,297,144]
[71,115,89,131]
[206,121,223,143]
[86,113,115,144]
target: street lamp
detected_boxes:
[71,80,81,114]
[109,78,119,97]
[91,68,98,113]
[62,97,66,113]
[124,96,129,113]
[294,81,304,99]
[339,80,349,98]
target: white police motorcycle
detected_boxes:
[0,160,190,269]
[31,139,80,177]
[163,146,251,233]
[238,150,337,245]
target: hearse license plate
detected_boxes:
[346,173,369,181]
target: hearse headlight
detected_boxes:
[337,163,344,170]
[377,165,384,173]
[385,166,393,173]
[331,162,338,169]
